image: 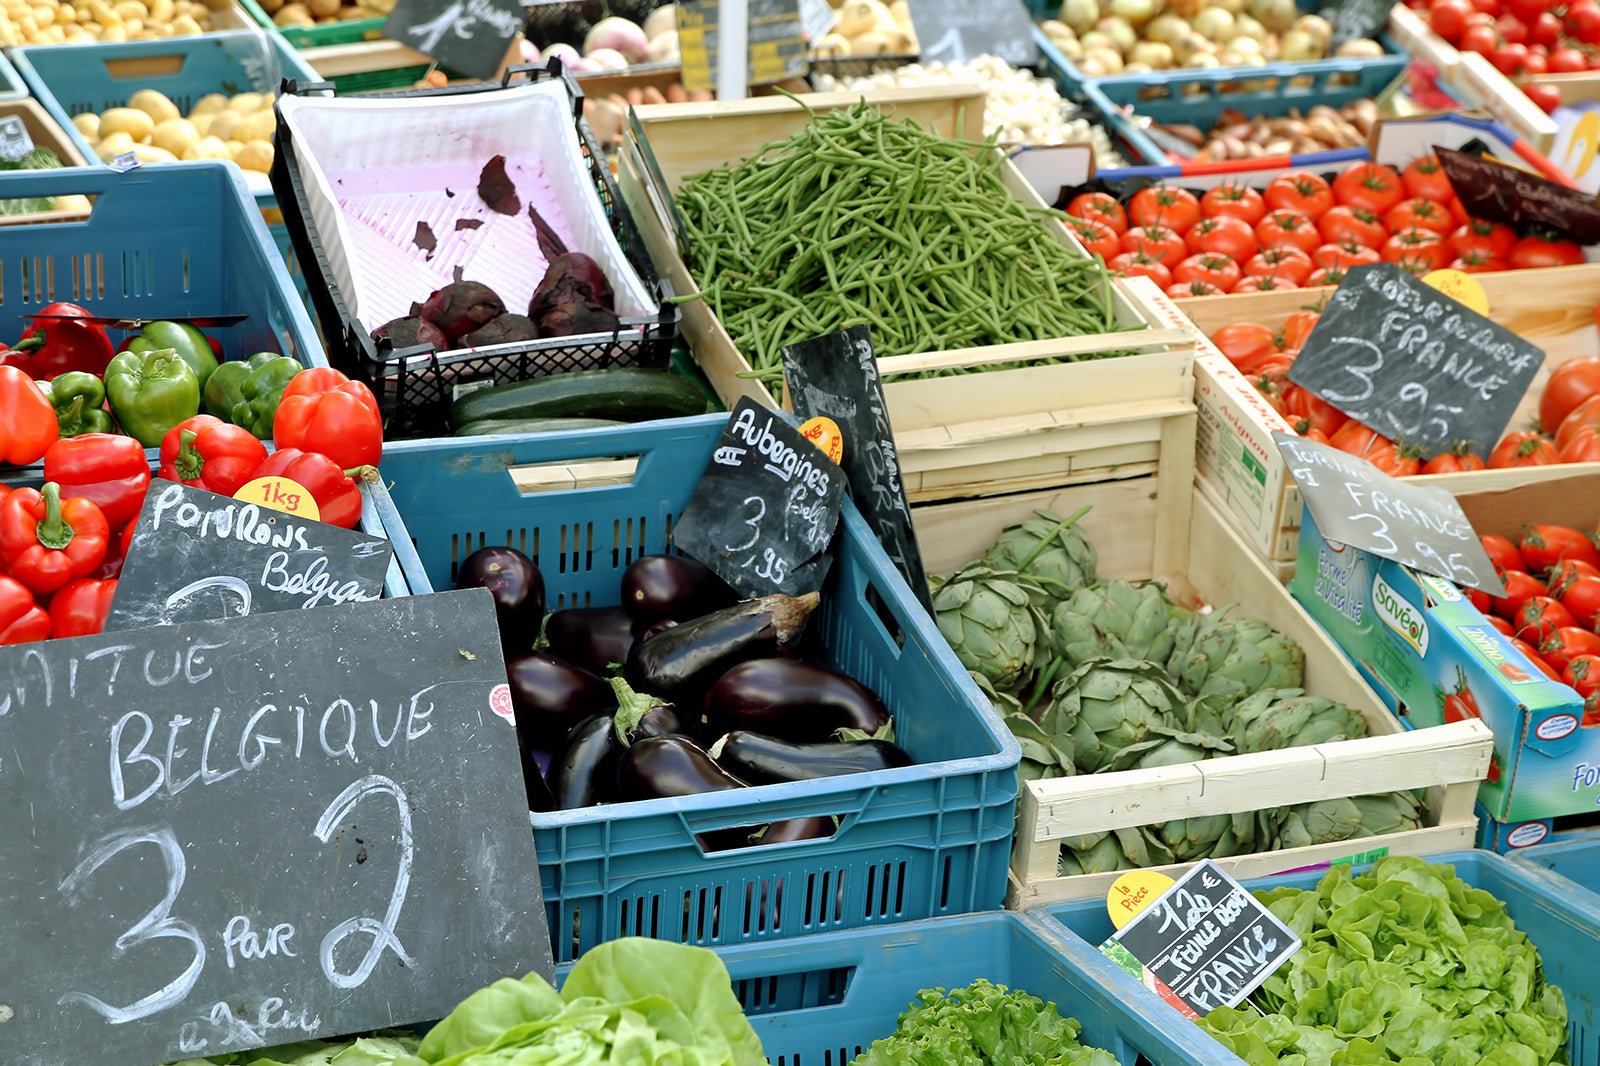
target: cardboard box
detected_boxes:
[1291,482,1600,824]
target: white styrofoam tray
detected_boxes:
[277,79,656,338]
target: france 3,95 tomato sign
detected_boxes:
[0,588,552,1066]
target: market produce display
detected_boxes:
[538,5,683,71]
[855,979,1118,1065]
[1037,3,1385,76]
[1067,158,1586,297]
[74,87,278,189]
[811,0,918,57]
[1151,100,1376,162]
[1198,857,1568,1064]
[259,0,392,32]
[1401,0,1600,112]
[675,98,1127,385]
[0,0,226,45]
[935,508,1423,873]
[813,55,1128,165]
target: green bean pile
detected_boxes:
[673,99,1130,385]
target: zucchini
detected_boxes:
[454,417,624,437]
[448,368,709,428]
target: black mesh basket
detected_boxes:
[271,61,678,440]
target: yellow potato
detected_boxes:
[188,92,228,116]
[232,109,274,143]
[72,111,99,139]
[228,91,266,114]
[130,142,177,163]
[112,0,145,17]
[54,194,92,213]
[271,2,311,24]
[128,88,179,124]
[98,106,154,142]
[151,116,197,155]
[189,111,214,135]
[95,130,135,161]
[146,0,170,16]
[204,109,240,140]
[224,138,242,153]
[306,0,337,16]
[233,139,272,172]
[168,10,197,30]
[31,5,52,25]
[100,21,125,38]
[180,135,230,160]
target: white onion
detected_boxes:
[1094,15,1138,52]
[1190,7,1234,40]
[1145,12,1188,42]
[1251,0,1297,33]
[1278,28,1321,59]
[1108,0,1156,25]
[1061,0,1100,34]
[1130,40,1176,67]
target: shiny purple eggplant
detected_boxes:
[506,651,617,747]
[620,554,738,624]
[624,592,819,704]
[703,658,891,741]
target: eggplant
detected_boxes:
[624,592,819,704]
[703,659,892,742]
[709,732,911,785]
[617,735,747,802]
[457,546,545,652]
[506,652,616,747]
[609,676,684,745]
[549,714,622,810]
[754,816,838,845]
[620,555,738,624]
[637,618,679,642]
[628,704,684,742]
[518,734,556,812]
[545,606,638,675]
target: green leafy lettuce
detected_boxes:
[0,147,59,216]
[852,978,1120,1065]
[1196,856,1569,1066]
[165,1032,421,1065]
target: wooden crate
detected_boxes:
[615,86,1198,504]
[0,98,90,228]
[1180,262,1600,566]
[913,480,1491,906]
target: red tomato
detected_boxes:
[1242,245,1314,284]
[1521,523,1600,573]
[1232,275,1301,293]
[1481,533,1527,573]
[1306,266,1349,286]
[1210,322,1279,368]
[1066,215,1121,260]
[1543,360,1600,434]
[1189,215,1259,260]
[1067,192,1127,234]
[1492,569,1550,618]
[1491,40,1530,74]
[1264,172,1335,220]
[1420,446,1488,473]
[1256,209,1322,255]
[1543,625,1600,669]
[1558,420,1600,462]
[1505,0,1546,24]
[1549,45,1588,71]
[1401,156,1456,202]
[1512,639,1565,680]
[1173,253,1242,291]
[1549,558,1600,594]
[1459,23,1499,52]
[1524,82,1563,113]
[1515,595,1578,643]
[1430,0,1475,37]
[1312,241,1381,270]
[1129,185,1202,233]
[1282,384,1349,438]
[1556,394,1600,452]
[1486,613,1516,637]
[1510,232,1586,268]
[1381,229,1446,274]
[1564,654,1600,701]
[1167,280,1224,298]
[1319,204,1388,248]
[1120,225,1188,266]
[1385,197,1455,235]
[1107,251,1173,288]
[1532,10,1563,46]
[1566,0,1600,41]
[1497,12,1529,41]
[1450,252,1510,274]
[1489,429,1561,467]
[1555,573,1600,628]
[1449,218,1517,261]
[1201,183,1268,225]
[1281,310,1321,350]
[1333,162,1405,214]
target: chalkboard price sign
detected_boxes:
[382,0,523,80]
[1286,263,1544,457]
[106,482,395,632]
[782,326,931,612]
[1435,146,1600,245]
[0,589,551,1066]
[1274,431,1505,594]
[673,396,847,599]
[908,0,1040,67]
[1113,860,1300,1016]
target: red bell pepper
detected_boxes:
[120,516,135,561]
[43,433,152,533]
[158,414,268,498]
[0,482,110,595]
[49,576,117,638]
[0,365,59,465]
[12,302,116,380]
[273,367,383,470]
[0,573,48,644]
[247,449,369,529]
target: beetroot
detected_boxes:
[539,301,621,338]
[529,204,567,261]
[462,313,540,347]
[478,155,521,215]
[420,281,506,343]
[372,315,449,350]
[528,254,614,322]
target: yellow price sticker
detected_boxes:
[1420,269,1490,316]
[234,475,322,522]
[799,416,844,464]
[1106,870,1177,929]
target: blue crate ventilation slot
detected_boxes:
[378,415,1021,961]
[0,50,29,104]
[1032,851,1600,1066]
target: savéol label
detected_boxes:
[1372,574,1429,656]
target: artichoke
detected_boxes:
[1043,658,1187,773]
[1228,688,1369,754]
[1050,580,1181,668]
[931,565,1044,693]
[1146,810,1260,864]
[1166,610,1305,702]
[1059,826,1174,876]
[1271,791,1425,851]
[982,507,1098,609]
[1006,712,1075,783]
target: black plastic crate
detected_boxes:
[270,61,678,439]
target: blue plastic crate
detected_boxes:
[1510,827,1600,898]
[377,414,1021,963]
[1031,851,1600,1066]
[0,50,28,104]
[709,913,1242,1065]
[11,31,316,220]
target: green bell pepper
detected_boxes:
[128,320,218,390]
[44,370,114,437]
[203,351,303,438]
[105,348,200,447]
